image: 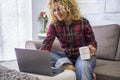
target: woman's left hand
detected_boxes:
[89,45,96,56]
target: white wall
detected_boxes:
[77,0,120,26]
[32,0,120,40]
[0,0,32,61]
[0,0,2,60]
[32,0,48,40]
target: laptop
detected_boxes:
[15,48,62,76]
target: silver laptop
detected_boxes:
[15,48,61,76]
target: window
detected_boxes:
[0,0,32,61]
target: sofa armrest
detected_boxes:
[25,40,64,51]
[25,40,43,50]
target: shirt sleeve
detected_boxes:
[83,18,97,49]
[40,24,56,51]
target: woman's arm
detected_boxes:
[40,24,56,51]
[83,18,97,55]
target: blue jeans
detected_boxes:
[50,49,72,69]
[75,56,96,80]
[50,49,96,80]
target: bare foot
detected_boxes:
[63,64,75,71]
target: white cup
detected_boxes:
[79,46,90,60]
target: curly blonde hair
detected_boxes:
[47,0,82,25]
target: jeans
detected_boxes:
[50,49,96,80]
[50,49,72,69]
[75,56,96,80]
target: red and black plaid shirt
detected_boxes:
[41,18,97,55]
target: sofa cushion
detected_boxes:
[52,39,64,51]
[94,61,120,80]
[25,40,43,50]
[115,35,120,60]
[93,24,120,60]
[96,59,114,67]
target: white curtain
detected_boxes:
[0,0,32,61]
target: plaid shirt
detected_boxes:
[41,18,97,56]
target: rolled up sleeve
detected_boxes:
[55,57,72,69]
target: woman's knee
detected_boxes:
[75,58,93,71]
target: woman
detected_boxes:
[40,0,97,80]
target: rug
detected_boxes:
[0,65,41,80]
